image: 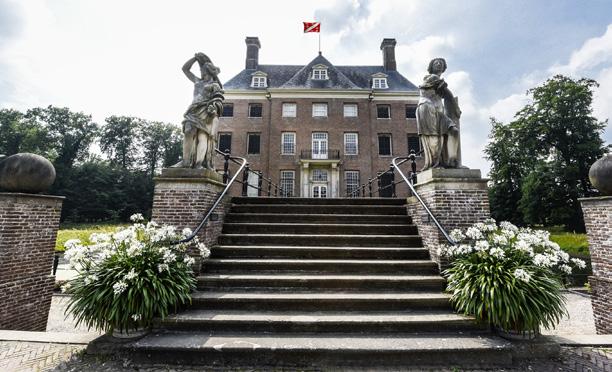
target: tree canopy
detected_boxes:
[485,75,608,231]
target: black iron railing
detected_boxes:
[300,149,341,160]
[345,149,456,246]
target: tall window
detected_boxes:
[248,103,263,118]
[281,132,296,155]
[280,171,295,197]
[372,77,388,89]
[218,133,232,153]
[221,104,233,117]
[406,105,417,119]
[312,68,328,80]
[247,133,261,155]
[378,134,392,156]
[377,105,391,119]
[312,103,328,117]
[251,76,267,88]
[343,103,358,117]
[344,133,358,155]
[312,169,328,182]
[282,103,297,117]
[345,171,360,196]
[407,135,421,155]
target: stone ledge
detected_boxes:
[0,192,65,202]
[418,168,482,183]
[160,167,223,181]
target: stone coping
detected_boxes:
[160,168,223,181]
[154,177,225,188]
[418,168,482,182]
[579,195,612,202]
[0,330,100,345]
[0,192,65,201]
[548,334,612,347]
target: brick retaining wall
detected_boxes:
[580,196,612,334]
[0,192,63,331]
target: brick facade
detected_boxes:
[579,196,612,334]
[0,192,64,331]
[406,169,490,267]
[151,172,230,272]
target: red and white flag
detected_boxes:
[303,22,320,33]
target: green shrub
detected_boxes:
[62,214,209,333]
[442,220,585,333]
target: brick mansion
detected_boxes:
[215,37,422,197]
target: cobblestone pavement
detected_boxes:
[0,341,85,372]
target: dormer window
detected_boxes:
[372,73,389,89]
[312,64,329,80]
[251,71,268,88]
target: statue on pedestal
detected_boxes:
[173,53,224,169]
[416,58,462,170]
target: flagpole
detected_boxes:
[319,31,321,54]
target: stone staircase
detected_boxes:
[131,197,518,368]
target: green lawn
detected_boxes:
[549,232,590,256]
[56,223,127,251]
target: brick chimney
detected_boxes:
[245,37,261,70]
[380,38,397,71]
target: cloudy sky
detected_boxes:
[1,0,611,173]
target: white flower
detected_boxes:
[64,239,82,250]
[163,250,177,263]
[492,234,508,245]
[124,268,138,281]
[113,228,136,243]
[130,213,144,222]
[557,250,570,263]
[513,268,531,283]
[157,263,169,273]
[184,256,196,266]
[474,240,490,252]
[449,229,465,243]
[534,253,552,267]
[61,282,71,293]
[84,274,98,285]
[500,221,518,233]
[489,247,505,259]
[131,314,142,321]
[198,243,211,259]
[560,264,572,274]
[182,228,193,237]
[571,258,586,269]
[113,280,128,295]
[465,227,484,240]
[126,241,145,257]
[89,233,111,244]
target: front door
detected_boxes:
[312,132,328,159]
[312,185,328,198]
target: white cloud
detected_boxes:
[396,35,456,82]
[549,24,612,76]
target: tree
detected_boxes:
[0,109,50,156]
[140,121,182,177]
[485,75,607,231]
[99,116,143,169]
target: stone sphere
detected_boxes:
[589,154,612,196]
[0,153,56,193]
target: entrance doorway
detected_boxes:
[312,185,328,198]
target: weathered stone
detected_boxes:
[0,153,56,193]
[160,167,223,182]
[589,154,612,196]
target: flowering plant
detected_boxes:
[62,214,209,333]
[440,219,585,333]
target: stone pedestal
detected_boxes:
[0,192,64,331]
[579,196,612,334]
[406,168,490,268]
[152,169,229,272]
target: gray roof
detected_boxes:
[224,53,418,92]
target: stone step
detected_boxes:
[190,291,453,311]
[197,274,446,292]
[211,246,431,259]
[230,204,408,215]
[203,258,438,274]
[157,310,487,334]
[222,223,418,235]
[224,213,412,224]
[130,332,514,367]
[217,234,422,247]
[231,197,407,206]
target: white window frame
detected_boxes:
[281,132,296,155]
[312,103,328,117]
[280,170,295,197]
[372,77,388,89]
[312,169,328,182]
[343,103,358,118]
[345,171,360,196]
[344,133,358,155]
[282,103,297,118]
[312,69,328,80]
[251,76,267,88]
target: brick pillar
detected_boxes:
[151,168,230,272]
[406,168,490,268]
[579,196,612,334]
[0,192,64,331]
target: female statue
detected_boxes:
[173,53,224,169]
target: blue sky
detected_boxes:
[1,0,611,173]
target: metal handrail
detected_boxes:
[392,154,456,246]
[174,148,247,244]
